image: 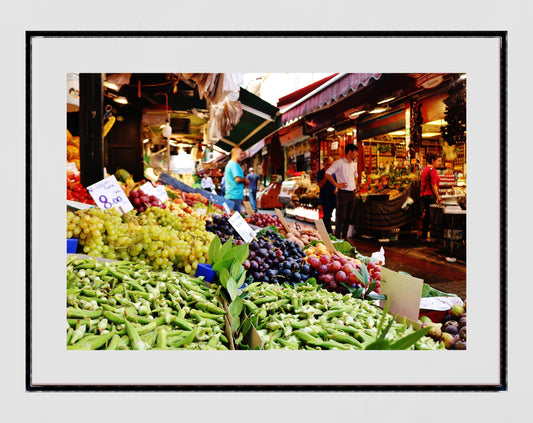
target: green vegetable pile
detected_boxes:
[66,256,230,350]
[236,281,444,350]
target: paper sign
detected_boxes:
[67,200,93,210]
[315,219,337,253]
[228,211,256,243]
[222,202,231,214]
[274,208,291,233]
[67,162,79,175]
[140,182,169,203]
[243,201,254,217]
[87,175,133,213]
[379,267,424,321]
[196,208,207,216]
[154,185,169,202]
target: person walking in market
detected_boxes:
[317,157,337,234]
[224,146,249,213]
[325,144,359,241]
[246,167,260,213]
[419,152,443,242]
[200,172,216,194]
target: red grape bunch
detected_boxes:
[305,253,381,294]
[128,188,167,213]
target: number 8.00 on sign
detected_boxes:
[87,175,134,213]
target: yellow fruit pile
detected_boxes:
[67,129,80,169]
[304,242,362,265]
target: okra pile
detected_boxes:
[66,257,230,350]
[238,282,444,350]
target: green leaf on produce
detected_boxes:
[212,258,236,274]
[229,296,244,333]
[421,282,457,298]
[241,317,252,337]
[389,326,431,350]
[363,338,394,350]
[376,298,391,338]
[230,258,242,281]
[219,268,230,289]
[231,244,250,265]
[365,280,378,298]
[229,295,243,318]
[332,240,354,254]
[360,264,370,285]
[350,267,367,286]
[237,271,247,289]
[257,225,279,235]
[340,282,364,298]
[305,277,317,286]
[217,236,234,262]
[208,235,221,263]
[226,277,239,301]
[366,291,387,301]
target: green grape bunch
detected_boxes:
[67,206,215,275]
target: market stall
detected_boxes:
[65,72,467,352]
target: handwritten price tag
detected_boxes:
[87,175,133,213]
[140,182,168,203]
[222,202,231,214]
[228,212,256,243]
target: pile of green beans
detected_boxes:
[239,282,444,350]
[66,257,230,350]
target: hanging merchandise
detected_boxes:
[182,73,243,104]
[441,75,466,146]
[410,100,423,151]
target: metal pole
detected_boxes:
[79,73,104,186]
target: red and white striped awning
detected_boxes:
[280,73,382,125]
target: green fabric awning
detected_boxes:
[215,88,281,153]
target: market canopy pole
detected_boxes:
[79,73,105,187]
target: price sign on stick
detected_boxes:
[87,175,133,213]
[243,201,254,217]
[153,185,168,202]
[140,182,168,203]
[315,219,337,253]
[379,267,423,321]
[222,202,231,214]
[274,208,291,233]
[228,212,256,243]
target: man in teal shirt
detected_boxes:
[224,146,249,213]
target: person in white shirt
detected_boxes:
[200,173,216,193]
[325,144,359,240]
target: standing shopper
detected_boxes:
[317,157,336,234]
[419,152,443,242]
[224,147,249,213]
[246,167,260,212]
[200,173,216,193]
[325,144,359,240]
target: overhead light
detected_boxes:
[103,81,120,91]
[348,110,365,118]
[425,119,447,126]
[369,106,388,114]
[143,138,150,144]
[459,74,466,80]
[422,132,442,138]
[377,97,395,104]
[113,96,128,104]
[388,130,406,136]
[327,127,335,132]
